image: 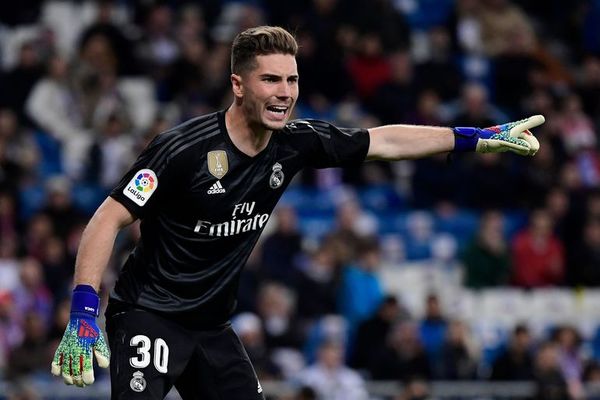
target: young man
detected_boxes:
[51,26,543,399]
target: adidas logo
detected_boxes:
[207,181,226,194]
[78,320,98,338]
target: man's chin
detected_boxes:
[263,119,289,131]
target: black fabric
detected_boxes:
[106,308,265,400]
[109,110,370,329]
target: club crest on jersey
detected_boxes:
[123,169,158,206]
[130,371,146,393]
[207,150,228,179]
[269,162,284,189]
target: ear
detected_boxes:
[231,74,243,98]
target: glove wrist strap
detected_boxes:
[71,284,100,318]
[452,127,481,152]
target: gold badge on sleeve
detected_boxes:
[207,150,228,179]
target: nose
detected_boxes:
[277,81,292,99]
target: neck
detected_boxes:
[225,103,272,157]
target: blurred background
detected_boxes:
[0,0,599,399]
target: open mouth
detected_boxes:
[266,105,288,115]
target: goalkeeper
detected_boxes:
[51,25,543,400]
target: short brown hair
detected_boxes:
[231,26,298,74]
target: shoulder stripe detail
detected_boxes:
[156,127,221,175]
[148,117,219,170]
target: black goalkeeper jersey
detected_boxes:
[109,110,369,328]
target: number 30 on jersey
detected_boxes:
[129,335,169,373]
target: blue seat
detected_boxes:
[33,130,63,178]
[71,184,109,215]
[358,184,406,213]
[19,185,46,220]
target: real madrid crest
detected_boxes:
[130,371,146,393]
[207,150,229,179]
[269,162,284,189]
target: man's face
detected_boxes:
[235,53,299,131]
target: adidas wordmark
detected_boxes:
[207,181,226,194]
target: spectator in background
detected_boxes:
[462,210,511,288]
[136,4,178,79]
[260,205,303,285]
[480,0,540,114]
[370,50,416,124]
[415,26,462,101]
[464,152,516,209]
[576,56,600,124]
[0,235,20,294]
[571,219,600,286]
[297,339,368,400]
[0,292,23,371]
[479,0,536,57]
[491,324,534,381]
[25,54,89,179]
[77,0,140,77]
[553,325,585,399]
[369,320,432,381]
[351,295,405,370]
[85,110,135,189]
[256,282,304,351]
[438,320,478,380]
[0,108,38,193]
[419,294,448,365]
[512,209,565,288]
[0,192,18,242]
[447,0,484,55]
[40,176,85,240]
[337,237,384,333]
[23,214,54,262]
[232,312,281,380]
[295,240,340,322]
[12,258,53,327]
[6,311,49,379]
[534,341,569,400]
[0,41,43,125]
[451,82,496,128]
[555,93,597,156]
[39,236,71,304]
[326,199,378,264]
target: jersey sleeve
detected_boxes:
[289,119,370,168]
[110,130,186,219]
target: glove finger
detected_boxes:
[492,138,531,155]
[82,349,95,385]
[62,356,74,385]
[94,334,111,369]
[51,351,63,376]
[509,115,545,135]
[73,375,85,388]
[516,130,540,155]
[478,138,530,155]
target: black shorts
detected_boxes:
[106,308,265,400]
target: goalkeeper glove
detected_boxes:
[453,115,544,156]
[51,285,110,387]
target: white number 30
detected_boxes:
[129,335,169,373]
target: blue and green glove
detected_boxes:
[453,115,544,156]
[51,285,110,387]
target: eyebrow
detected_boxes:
[259,73,299,79]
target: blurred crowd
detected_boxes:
[0,0,600,399]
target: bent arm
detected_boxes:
[367,125,455,161]
[73,197,136,291]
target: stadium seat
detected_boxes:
[479,289,529,328]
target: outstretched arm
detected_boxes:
[367,115,544,161]
[74,196,136,290]
[51,196,136,387]
[367,125,454,160]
